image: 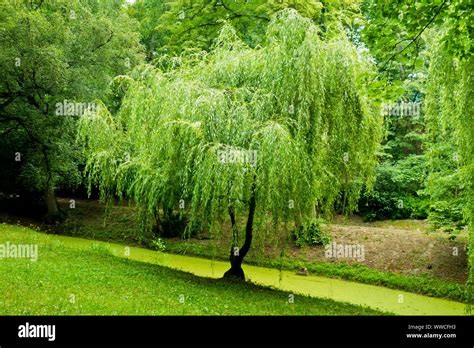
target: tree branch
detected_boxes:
[372,0,447,80]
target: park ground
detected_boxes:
[0,223,386,315]
[0,197,471,314]
[10,197,466,283]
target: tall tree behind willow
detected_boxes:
[79,9,382,279]
[130,0,362,57]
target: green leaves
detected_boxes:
[0,0,144,207]
[79,8,382,245]
[424,42,473,232]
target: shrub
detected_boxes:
[428,200,466,232]
[409,197,430,219]
[150,237,166,251]
[358,155,428,221]
[153,209,190,238]
[293,219,331,247]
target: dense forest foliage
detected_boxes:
[0,0,472,284]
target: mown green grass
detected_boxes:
[0,224,386,315]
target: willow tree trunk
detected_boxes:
[223,178,256,280]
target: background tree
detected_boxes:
[79,9,382,279]
[126,0,169,61]
[0,0,144,220]
[361,0,473,304]
[130,0,363,57]
[424,30,473,305]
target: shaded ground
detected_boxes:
[171,218,468,283]
[0,197,468,283]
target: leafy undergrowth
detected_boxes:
[0,224,386,315]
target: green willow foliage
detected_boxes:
[425,51,473,227]
[78,9,382,248]
[425,34,473,299]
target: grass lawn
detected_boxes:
[2,198,468,303]
[0,224,386,315]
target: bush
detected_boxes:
[428,200,466,232]
[293,219,331,247]
[358,155,428,221]
[153,209,190,238]
[408,197,430,219]
[150,237,166,251]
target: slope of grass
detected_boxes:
[0,224,386,315]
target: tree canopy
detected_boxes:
[0,0,144,218]
[1,0,471,288]
[79,8,382,278]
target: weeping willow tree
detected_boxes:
[78,9,382,279]
[425,35,473,306]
